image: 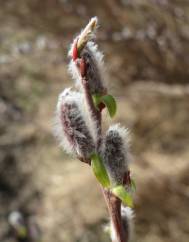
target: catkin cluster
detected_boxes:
[54,17,134,242]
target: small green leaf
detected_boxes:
[18,227,27,238]
[130,178,136,192]
[112,185,133,207]
[91,153,110,188]
[92,94,102,109]
[101,95,117,117]
[92,94,117,117]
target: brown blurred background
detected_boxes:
[0,0,189,242]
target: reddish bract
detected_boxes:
[72,40,78,61]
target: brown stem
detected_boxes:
[81,76,102,152]
[75,41,127,242]
[103,189,127,242]
[82,77,98,119]
[81,74,126,241]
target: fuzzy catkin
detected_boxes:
[80,42,106,94]
[69,39,106,95]
[77,16,98,53]
[102,124,131,185]
[55,89,95,159]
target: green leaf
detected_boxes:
[112,185,133,207]
[92,94,102,108]
[18,227,27,238]
[92,94,117,118]
[101,95,117,118]
[91,153,110,188]
[130,178,136,192]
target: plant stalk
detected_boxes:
[80,61,127,242]
[74,19,128,241]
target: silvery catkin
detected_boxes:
[103,124,131,185]
[55,88,95,159]
[68,17,106,95]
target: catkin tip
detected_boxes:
[77,17,98,53]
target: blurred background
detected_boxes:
[0,0,189,242]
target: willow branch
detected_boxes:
[73,17,128,242]
[80,60,126,242]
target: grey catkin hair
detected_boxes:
[121,206,134,242]
[80,42,106,94]
[55,88,95,159]
[68,39,106,95]
[102,124,131,185]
